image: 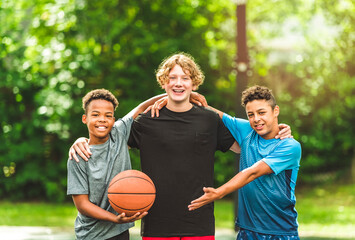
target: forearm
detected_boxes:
[217,160,272,198]
[206,105,224,119]
[216,169,257,198]
[73,196,117,223]
[128,93,167,119]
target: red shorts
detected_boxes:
[142,236,214,240]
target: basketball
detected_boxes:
[108,170,156,217]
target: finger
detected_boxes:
[188,202,205,211]
[157,101,165,109]
[84,142,92,155]
[201,98,208,107]
[139,212,148,219]
[68,148,73,160]
[79,143,91,157]
[190,195,206,204]
[77,143,91,160]
[73,154,80,163]
[74,146,88,161]
[198,95,208,107]
[151,102,159,117]
[190,98,200,106]
[144,105,152,114]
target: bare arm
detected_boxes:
[126,93,167,119]
[207,105,292,140]
[188,160,273,211]
[229,141,241,154]
[69,94,168,162]
[72,194,147,223]
[144,91,208,117]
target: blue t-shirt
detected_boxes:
[222,113,301,235]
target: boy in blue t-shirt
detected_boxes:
[188,85,301,240]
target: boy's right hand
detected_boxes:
[143,97,168,118]
[69,137,91,162]
[116,212,148,223]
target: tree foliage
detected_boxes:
[0,0,353,201]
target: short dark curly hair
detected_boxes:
[82,89,119,113]
[241,85,276,109]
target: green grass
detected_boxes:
[0,201,76,226]
[0,184,354,239]
[296,184,355,239]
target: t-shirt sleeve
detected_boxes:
[127,114,142,149]
[262,139,302,175]
[114,115,134,142]
[67,156,89,195]
[222,113,252,145]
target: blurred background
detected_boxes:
[0,0,354,239]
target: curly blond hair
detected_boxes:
[156,53,205,89]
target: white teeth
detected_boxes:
[97,126,106,129]
[173,90,184,93]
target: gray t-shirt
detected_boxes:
[67,116,134,240]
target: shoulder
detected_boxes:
[133,111,152,122]
[193,105,220,119]
[279,138,301,151]
[67,155,87,171]
[114,116,133,128]
[222,113,249,125]
[276,138,302,158]
[112,116,133,135]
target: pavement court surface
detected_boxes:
[0,226,236,240]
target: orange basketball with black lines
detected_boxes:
[108,170,156,217]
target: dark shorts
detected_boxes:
[142,236,214,240]
[237,229,300,240]
[106,230,130,240]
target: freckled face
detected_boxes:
[246,99,279,139]
[163,64,197,106]
[82,99,115,145]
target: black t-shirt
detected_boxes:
[128,105,235,237]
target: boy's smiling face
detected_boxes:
[82,99,115,145]
[163,64,197,107]
[246,99,279,140]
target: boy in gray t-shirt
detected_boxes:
[67,89,163,240]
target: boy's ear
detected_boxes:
[82,114,87,124]
[274,105,280,117]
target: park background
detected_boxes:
[0,0,354,239]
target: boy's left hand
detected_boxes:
[143,92,208,118]
[116,212,148,223]
[276,124,293,140]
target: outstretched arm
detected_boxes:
[72,194,147,223]
[69,93,168,162]
[188,160,273,211]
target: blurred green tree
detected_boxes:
[0,0,354,202]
